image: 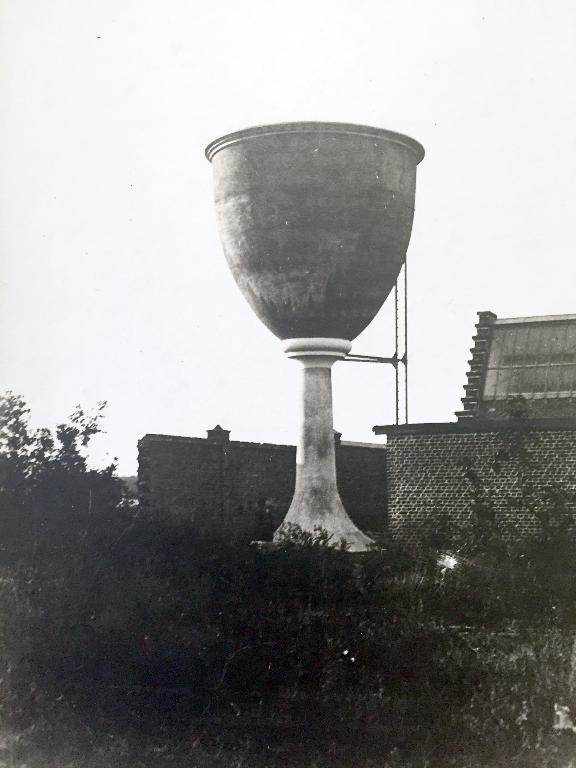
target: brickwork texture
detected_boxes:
[385,422,576,545]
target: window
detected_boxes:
[483,319,576,400]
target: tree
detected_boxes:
[0,391,132,562]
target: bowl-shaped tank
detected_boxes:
[205,122,424,341]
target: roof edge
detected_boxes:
[139,433,386,450]
[373,417,576,436]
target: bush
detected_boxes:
[3,392,576,765]
[2,524,576,765]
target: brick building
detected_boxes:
[138,311,576,547]
[374,311,576,545]
[457,311,576,421]
[374,417,576,545]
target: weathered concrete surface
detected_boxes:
[275,338,373,552]
[206,122,424,341]
[205,122,423,550]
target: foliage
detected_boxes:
[2,392,576,765]
[405,396,576,627]
[0,391,132,562]
[2,529,576,766]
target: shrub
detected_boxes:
[2,393,576,765]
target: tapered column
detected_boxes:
[274,338,373,552]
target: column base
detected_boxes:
[274,337,374,553]
[274,502,374,552]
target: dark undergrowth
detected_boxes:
[2,526,576,767]
[3,392,576,766]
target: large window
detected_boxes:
[483,319,576,400]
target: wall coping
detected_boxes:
[373,417,576,437]
[139,433,294,452]
[341,440,386,450]
[139,433,386,451]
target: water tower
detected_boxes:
[206,123,424,551]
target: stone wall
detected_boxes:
[377,418,576,545]
[138,428,387,543]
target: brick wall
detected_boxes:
[140,420,576,548]
[378,419,576,545]
[138,429,387,542]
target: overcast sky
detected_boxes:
[1,0,575,474]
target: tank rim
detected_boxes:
[205,122,425,164]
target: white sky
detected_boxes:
[1,0,575,474]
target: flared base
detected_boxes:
[274,499,374,552]
[273,338,374,553]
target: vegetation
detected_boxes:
[1,392,576,766]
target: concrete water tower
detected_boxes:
[205,123,424,551]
